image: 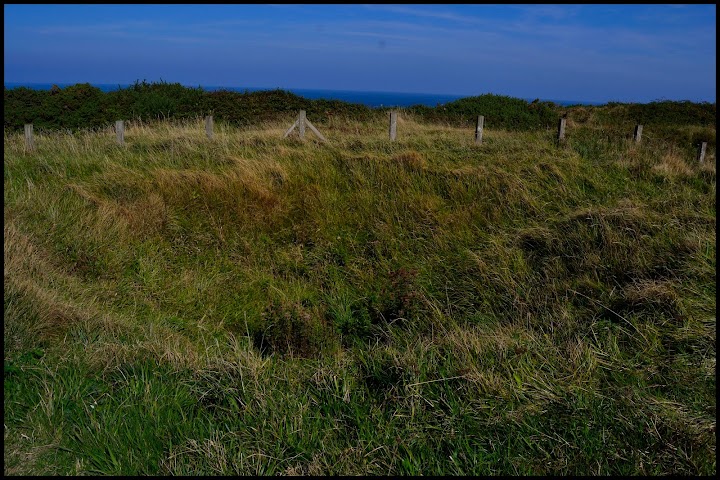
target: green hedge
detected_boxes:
[407,94,560,130]
[4,81,716,133]
[3,80,378,132]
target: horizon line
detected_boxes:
[5,81,715,106]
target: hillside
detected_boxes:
[3,100,716,475]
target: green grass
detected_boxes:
[4,112,716,475]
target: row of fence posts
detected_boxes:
[21,112,710,163]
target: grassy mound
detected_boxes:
[4,112,715,475]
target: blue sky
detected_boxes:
[4,4,716,103]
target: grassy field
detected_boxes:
[4,111,716,475]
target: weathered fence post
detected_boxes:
[298,110,306,139]
[475,115,484,145]
[24,124,35,151]
[389,111,397,141]
[697,141,707,164]
[557,117,566,142]
[115,120,124,145]
[205,115,214,139]
[633,124,643,143]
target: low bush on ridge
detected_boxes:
[6,80,715,136]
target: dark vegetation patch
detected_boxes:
[8,81,713,137]
[252,299,333,358]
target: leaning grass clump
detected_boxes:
[4,111,716,476]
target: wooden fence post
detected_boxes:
[389,111,397,141]
[557,117,566,142]
[24,124,35,151]
[115,120,124,145]
[205,115,213,139]
[475,115,484,145]
[697,141,707,164]
[298,110,306,139]
[633,124,643,143]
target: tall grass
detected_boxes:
[4,113,716,475]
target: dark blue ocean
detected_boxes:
[4,82,603,108]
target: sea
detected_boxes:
[3,82,604,108]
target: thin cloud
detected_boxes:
[362,4,484,24]
[26,19,260,45]
[341,30,423,42]
[31,20,158,36]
